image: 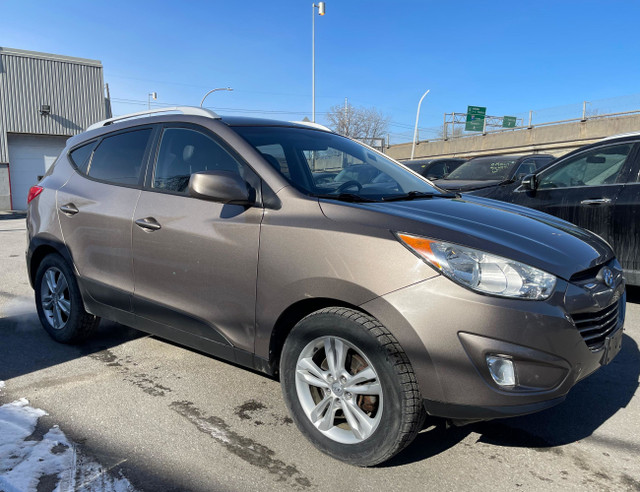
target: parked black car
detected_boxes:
[401,158,466,180]
[436,154,555,192]
[469,133,640,285]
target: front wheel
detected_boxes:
[280,307,425,466]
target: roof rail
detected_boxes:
[289,120,332,132]
[86,106,221,131]
[601,131,640,141]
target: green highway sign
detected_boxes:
[502,116,517,128]
[465,106,486,132]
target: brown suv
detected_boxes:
[26,107,625,466]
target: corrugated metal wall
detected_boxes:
[0,49,107,163]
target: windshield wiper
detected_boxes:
[313,193,377,203]
[381,191,457,202]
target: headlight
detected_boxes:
[396,233,556,300]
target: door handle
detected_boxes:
[580,198,612,206]
[135,217,162,231]
[59,203,79,216]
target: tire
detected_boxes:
[280,307,426,466]
[34,253,100,343]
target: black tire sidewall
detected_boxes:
[280,311,405,466]
[34,254,90,343]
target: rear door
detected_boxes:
[57,126,154,312]
[131,124,263,354]
[513,143,636,249]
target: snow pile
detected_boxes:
[0,382,136,492]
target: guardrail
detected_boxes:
[439,108,640,142]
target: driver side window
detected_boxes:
[153,128,242,193]
[514,159,537,179]
[538,144,631,189]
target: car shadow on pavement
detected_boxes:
[626,285,640,304]
[0,212,26,221]
[386,316,639,467]
[0,306,144,382]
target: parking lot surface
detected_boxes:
[1,216,639,491]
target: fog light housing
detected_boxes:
[486,355,516,387]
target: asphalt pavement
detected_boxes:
[1,216,639,491]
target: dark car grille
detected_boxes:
[571,300,620,350]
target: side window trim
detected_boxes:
[67,140,98,172]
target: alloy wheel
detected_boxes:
[40,267,71,330]
[295,336,383,444]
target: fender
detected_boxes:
[27,234,76,288]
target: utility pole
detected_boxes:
[148,92,157,110]
[443,113,447,140]
[344,97,348,134]
[312,2,326,122]
[104,83,112,118]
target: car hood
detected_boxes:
[319,195,613,281]
[436,179,504,191]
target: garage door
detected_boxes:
[8,134,68,210]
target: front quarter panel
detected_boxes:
[254,189,438,359]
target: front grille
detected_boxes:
[571,300,620,350]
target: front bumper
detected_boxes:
[360,271,625,420]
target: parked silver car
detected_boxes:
[26,107,625,466]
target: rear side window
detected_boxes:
[69,141,96,173]
[87,129,152,185]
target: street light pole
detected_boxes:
[200,87,233,108]
[148,92,157,110]
[312,2,325,122]
[411,89,430,159]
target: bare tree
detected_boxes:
[326,102,390,146]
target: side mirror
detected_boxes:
[520,174,538,191]
[188,171,254,205]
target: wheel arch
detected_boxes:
[28,235,75,288]
[267,297,368,376]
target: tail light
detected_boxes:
[27,186,44,204]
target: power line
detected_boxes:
[110,96,440,136]
[106,73,336,100]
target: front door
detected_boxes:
[131,126,263,354]
[513,142,635,250]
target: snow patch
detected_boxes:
[0,395,136,492]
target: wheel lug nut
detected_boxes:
[346,393,352,399]
[327,376,334,383]
[340,376,347,384]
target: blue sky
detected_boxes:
[2,0,640,142]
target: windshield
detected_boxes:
[445,157,517,181]
[233,126,443,201]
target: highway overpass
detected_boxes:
[387,112,640,161]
